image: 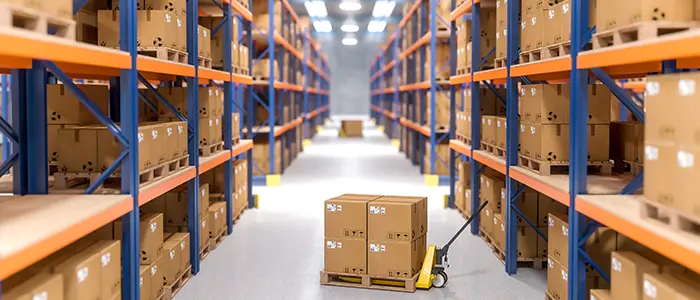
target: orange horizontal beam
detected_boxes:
[400,33,431,59]
[199,68,231,82]
[199,151,231,175]
[472,150,507,175]
[274,82,303,91]
[450,0,479,21]
[137,56,195,78]
[577,195,700,275]
[139,167,196,204]
[231,0,252,21]
[400,81,430,91]
[399,118,430,136]
[281,0,301,26]
[511,57,570,77]
[621,81,646,93]
[274,33,302,60]
[232,73,253,85]
[509,167,571,206]
[474,68,508,81]
[275,118,303,137]
[578,30,700,69]
[450,74,472,85]
[399,0,423,28]
[449,139,472,158]
[232,139,254,157]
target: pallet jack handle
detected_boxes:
[437,201,489,257]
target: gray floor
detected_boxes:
[176,118,547,300]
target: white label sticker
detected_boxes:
[150,222,157,232]
[369,206,380,214]
[530,126,536,135]
[151,265,157,276]
[167,127,173,136]
[101,253,111,267]
[520,88,525,96]
[369,244,380,252]
[531,16,537,26]
[549,218,555,227]
[151,130,158,140]
[520,124,525,132]
[77,267,89,283]
[562,225,569,237]
[178,125,184,134]
[338,204,343,212]
[202,189,206,197]
[521,21,526,30]
[380,207,386,215]
[181,241,186,250]
[612,257,622,272]
[646,81,660,96]
[381,245,386,252]
[327,241,336,248]
[548,258,554,268]
[177,18,182,27]
[32,291,48,300]
[679,79,696,96]
[561,269,568,281]
[138,132,144,143]
[501,189,506,199]
[337,242,343,249]
[645,146,659,161]
[644,280,657,298]
[202,220,207,228]
[493,217,498,225]
[562,3,569,13]
[170,250,176,260]
[165,14,172,23]
[678,151,695,168]
[548,9,555,19]
[214,212,219,219]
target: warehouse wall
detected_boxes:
[325,38,381,117]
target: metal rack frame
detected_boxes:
[249,0,330,186]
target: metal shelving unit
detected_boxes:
[369,0,452,186]
[0,0,256,298]
[445,0,700,299]
[249,0,330,186]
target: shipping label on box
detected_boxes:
[325,197,375,239]
[368,200,421,241]
[547,212,569,268]
[367,235,426,278]
[324,238,367,275]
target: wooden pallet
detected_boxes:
[491,243,547,270]
[163,266,192,300]
[208,226,227,252]
[456,134,472,146]
[233,205,247,224]
[455,205,471,220]
[518,155,613,176]
[495,57,507,69]
[252,76,269,81]
[493,145,506,159]
[232,136,240,145]
[456,67,470,75]
[198,56,212,68]
[614,159,644,176]
[319,270,418,293]
[138,47,188,64]
[592,21,700,50]
[641,200,700,238]
[479,229,494,248]
[199,244,211,261]
[0,3,76,40]
[53,155,187,190]
[481,142,495,154]
[545,290,555,300]
[239,68,250,75]
[541,41,571,59]
[199,141,225,157]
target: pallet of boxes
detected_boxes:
[49,84,190,189]
[201,160,250,225]
[199,15,249,75]
[321,194,428,293]
[341,120,363,138]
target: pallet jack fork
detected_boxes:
[416,201,489,289]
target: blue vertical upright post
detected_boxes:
[10,70,26,195]
[393,30,400,139]
[428,0,438,175]
[569,0,589,299]
[186,0,201,275]
[1,75,10,163]
[448,0,457,208]
[26,62,48,194]
[469,0,482,235]
[119,0,140,297]
[504,0,520,275]
[303,32,309,139]
[268,0,276,176]
[246,1,255,207]
[223,3,234,234]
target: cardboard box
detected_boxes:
[75,9,98,44]
[480,206,494,237]
[198,25,211,58]
[481,174,505,213]
[208,201,227,238]
[588,84,613,124]
[611,251,659,300]
[590,289,612,300]
[368,197,425,242]
[495,117,507,148]
[646,74,680,144]
[595,0,617,31]
[538,194,567,226]
[521,122,610,162]
[543,5,559,46]
[114,213,164,265]
[496,25,507,59]
[611,121,638,164]
[547,256,567,300]
[176,15,186,52]
[2,273,63,300]
[493,214,505,250]
[520,84,570,124]
[154,87,187,118]
[324,238,367,274]
[642,272,700,300]
[516,226,540,259]
[200,216,210,251]
[481,116,497,145]
[426,90,451,126]
[199,116,218,148]
[169,232,191,272]
[47,84,109,125]
[48,124,75,165]
[57,127,99,173]
[138,10,178,50]
[464,88,499,115]
[145,0,186,16]
[368,235,427,278]
[163,121,186,160]
[149,255,165,300]
[522,10,544,51]
[53,251,101,299]
[325,195,378,239]
[513,188,539,227]
[620,0,694,28]
[643,142,675,207]
[496,0,508,27]
[558,1,571,44]
[162,238,181,286]
[341,120,363,137]
[86,240,121,300]
[139,265,150,300]
[547,212,568,266]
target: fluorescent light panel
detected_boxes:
[313,20,332,32]
[304,1,327,17]
[340,24,359,32]
[342,38,358,45]
[339,1,362,11]
[372,0,395,17]
[367,20,387,33]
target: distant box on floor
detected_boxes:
[341,120,363,137]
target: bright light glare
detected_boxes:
[304,1,327,17]
[367,20,387,33]
[372,0,395,17]
[342,38,358,45]
[339,1,362,11]
[340,24,359,32]
[313,20,332,32]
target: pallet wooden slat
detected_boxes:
[199,141,225,157]
[163,266,192,300]
[0,3,76,40]
[518,155,612,176]
[641,200,700,238]
[592,21,700,50]
[138,47,188,64]
[320,270,418,293]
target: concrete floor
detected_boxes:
[176,118,547,300]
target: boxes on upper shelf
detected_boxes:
[519,122,610,162]
[98,10,179,50]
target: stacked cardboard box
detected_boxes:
[454,161,472,214]
[494,0,509,62]
[161,232,191,289]
[425,90,450,127]
[610,121,644,173]
[476,87,506,148]
[596,0,695,34]
[519,84,611,164]
[423,44,450,80]
[98,9,186,53]
[423,142,450,176]
[5,0,73,21]
[645,73,700,221]
[199,16,240,69]
[456,8,496,70]
[252,58,279,79]
[324,194,428,279]
[252,140,282,176]
[115,213,166,300]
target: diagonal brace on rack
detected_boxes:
[620,171,643,195]
[483,48,496,66]
[483,81,506,105]
[209,0,224,12]
[0,153,17,176]
[137,74,189,124]
[137,91,158,114]
[591,68,645,122]
[85,150,128,194]
[43,61,128,146]
[252,93,270,110]
[212,15,229,37]
[0,117,18,145]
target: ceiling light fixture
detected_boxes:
[342,37,358,45]
[304,1,327,17]
[367,20,387,33]
[312,20,332,32]
[340,24,359,32]
[339,0,362,11]
[372,0,396,17]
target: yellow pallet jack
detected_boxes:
[416,201,489,289]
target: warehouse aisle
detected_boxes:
[176,118,547,300]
